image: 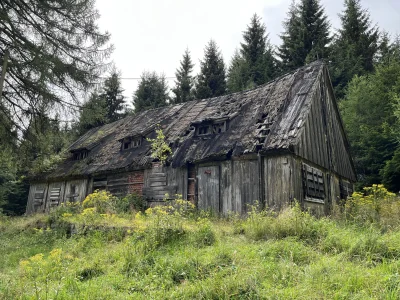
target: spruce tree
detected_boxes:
[172,49,195,104]
[101,72,126,122]
[278,0,331,72]
[227,50,251,93]
[76,92,108,135]
[0,0,111,128]
[330,0,379,99]
[195,40,227,99]
[133,72,169,113]
[240,14,276,86]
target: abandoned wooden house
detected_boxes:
[26,61,356,215]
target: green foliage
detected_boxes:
[172,49,195,104]
[116,192,146,213]
[3,192,400,298]
[132,71,169,113]
[1,0,111,130]
[340,61,400,190]
[102,71,127,122]
[195,40,227,99]
[227,49,252,93]
[76,91,109,134]
[278,0,331,72]
[146,126,172,164]
[82,190,117,214]
[330,0,379,98]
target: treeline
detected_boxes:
[1,0,400,215]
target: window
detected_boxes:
[49,186,61,207]
[121,137,142,150]
[196,120,227,136]
[213,122,226,134]
[73,150,89,160]
[34,187,45,206]
[303,164,325,201]
[339,180,353,200]
[198,125,210,135]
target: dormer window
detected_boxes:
[195,119,228,136]
[121,136,142,150]
[72,150,89,160]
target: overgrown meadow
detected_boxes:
[2,185,400,299]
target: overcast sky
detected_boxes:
[95,0,400,101]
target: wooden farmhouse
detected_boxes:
[26,62,356,216]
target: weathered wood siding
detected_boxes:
[197,165,220,212]
[264,155,294,211]
[295,70,355,182]
[62,179,88,204]
[26,183,48,214]
[45,182,66,212]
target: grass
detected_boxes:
[2,190,400,299]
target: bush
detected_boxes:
[82,190,117,214]
[116,193,146,213]
[341,184,400,228]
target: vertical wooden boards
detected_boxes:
[197,165,220,213]
[63,179,88,204]
[26,183,48,214]
[231,160,259,214]
[220,161,233,214]
[263,155,293,211]
[187,165,196,204]
[166,166,186,197]
[45,182,65,212]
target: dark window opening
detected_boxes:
[198,125,210,135]
[213,122,226,134]
[303,164,325,200]
[340,180,353,200]
[73,151,89,161]
[121,137,142,150]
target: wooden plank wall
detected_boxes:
[197,165,220,212]
[264,155,294,211]
[62,179,88,204]
[295,72,355,182]
[45,182,66,212]
[26,183,48,214]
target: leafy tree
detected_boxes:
[227,50,251,93]
[133,72,169,113]
[330,0,379,99]
[340,61,400,190]
[102,72,126,122]
[278,0,331,72]
[172,49,195,104]
[195,40,227,99]
[0,0,111,129]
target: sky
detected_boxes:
[95,0,400,101]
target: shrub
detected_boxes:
[116,192,146,213]
[82,190,117,214]
[191,218,216,247]
[342,184,400,227]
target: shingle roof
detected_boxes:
[44,61,325,180]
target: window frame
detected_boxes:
[302,164,325,203]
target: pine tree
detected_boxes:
[195,40,227,99]
[278,0,331,72]
[133,72,169,113]
[172,49,195,104]
[330,0,379,99]
[0,0,111,128]
[227,49,251,93]
[76,92,108,135]
[240,14,276,86]
[101,72,126,122]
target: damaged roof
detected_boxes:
[44,61,327,180]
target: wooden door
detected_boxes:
[197,166,220,213]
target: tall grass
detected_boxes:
[1,186,400,299]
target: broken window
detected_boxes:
[303,164,325,200]
[73,150,89,161]
[49,186,62,207]
[121,137,142,150]
[198,125,211,135]
[34,186,45,206]
[339,180,353,200]
[213,122,226,134]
